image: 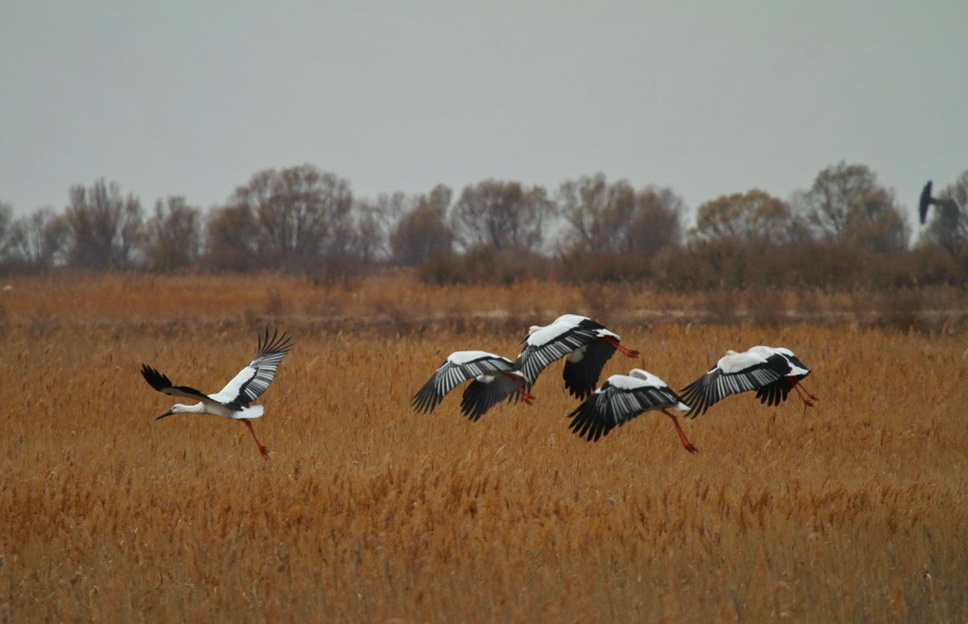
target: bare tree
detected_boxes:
[64,180,143,269]
[559,174,684,254]
[354,192,411,264]
[227,164,354,271]
[143,197,202,272]
[919,169,968,256]
[450,180,554,255]
[626,185,685,254]
[5,208,68,271]
[390,185,454,266]
[204,204,259,272]
[797,162,909,251]
[844,188,910,251]
[0,202,12,261]
[559,174,634,253]
[693,189,805,245]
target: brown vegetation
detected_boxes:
[2,272,967,622]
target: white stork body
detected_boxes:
[679,345,816,418]
[566,368,698,453]
[412,350,534,421]
[515,314,640,399]
[141,328,293,458]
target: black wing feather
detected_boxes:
[412,353,516,415]
[566,381,684,442]
[566,400,610,441]
[919,180,934,225]
[231,328,294,404]
[562,339,617,400]
[460,376,520,421]
[515,325,602,385]
[140,364,211,402]
[679,353,789,418]
[754,379,791,406]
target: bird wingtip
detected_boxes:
[258,326,295,355]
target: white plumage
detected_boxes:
[141,328,293,458]
[515,314,640,399]
[679,345,816,418]
[412,350,534,421]
[565,368,698,453]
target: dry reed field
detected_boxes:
[2,273,967,622]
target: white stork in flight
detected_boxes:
[515,314,640,399]
[412,350,534,421]
[678,346,816,418]
[141,328,293,459]
[565,368,698,453]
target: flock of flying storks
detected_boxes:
[140,316,817,459]
[132,178,968,458]
[411,314,816,455]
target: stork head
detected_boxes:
[521,324,543,343]
[154,403,201,420]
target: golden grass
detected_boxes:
[2,273,967,622]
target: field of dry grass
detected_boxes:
[2,272,967,622]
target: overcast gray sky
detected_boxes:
[2,1,966,224]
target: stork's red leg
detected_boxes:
[789,378,818,407]
[664,410,698,454]
[502,372,535,405]
[242,420,269,459]
[604,335,640,358]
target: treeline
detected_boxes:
[1,162,966,291]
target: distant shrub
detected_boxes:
[306,253,369,289]
[650,246,716,292]
[263,288,287,317]
[701,289,741,325]
[555,251,651,284]
[872,288,925,332]
[907,247,968,287]
[745,288,787,326]
[417,246,551,286]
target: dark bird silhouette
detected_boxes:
[919,180,937,225]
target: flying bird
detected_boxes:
[918,180,962,227]
[919,180,937,225]
[141,328,294,458]
[515,314,640,399]
[679,345,816,419]
[565,368,698,453]
[412,350,534,421]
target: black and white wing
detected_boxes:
[679,348,790,418]
[919,180,935,225]
[753,379,794,406]
[515,315,611,388]
[754,347,811,406]
[567,370,688,441]
[773,347,809,374]
[459,374,525,421]
[210,328,294,407]
[412,351,517,415]
[140,364,222,408]
[561,338,617,400]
